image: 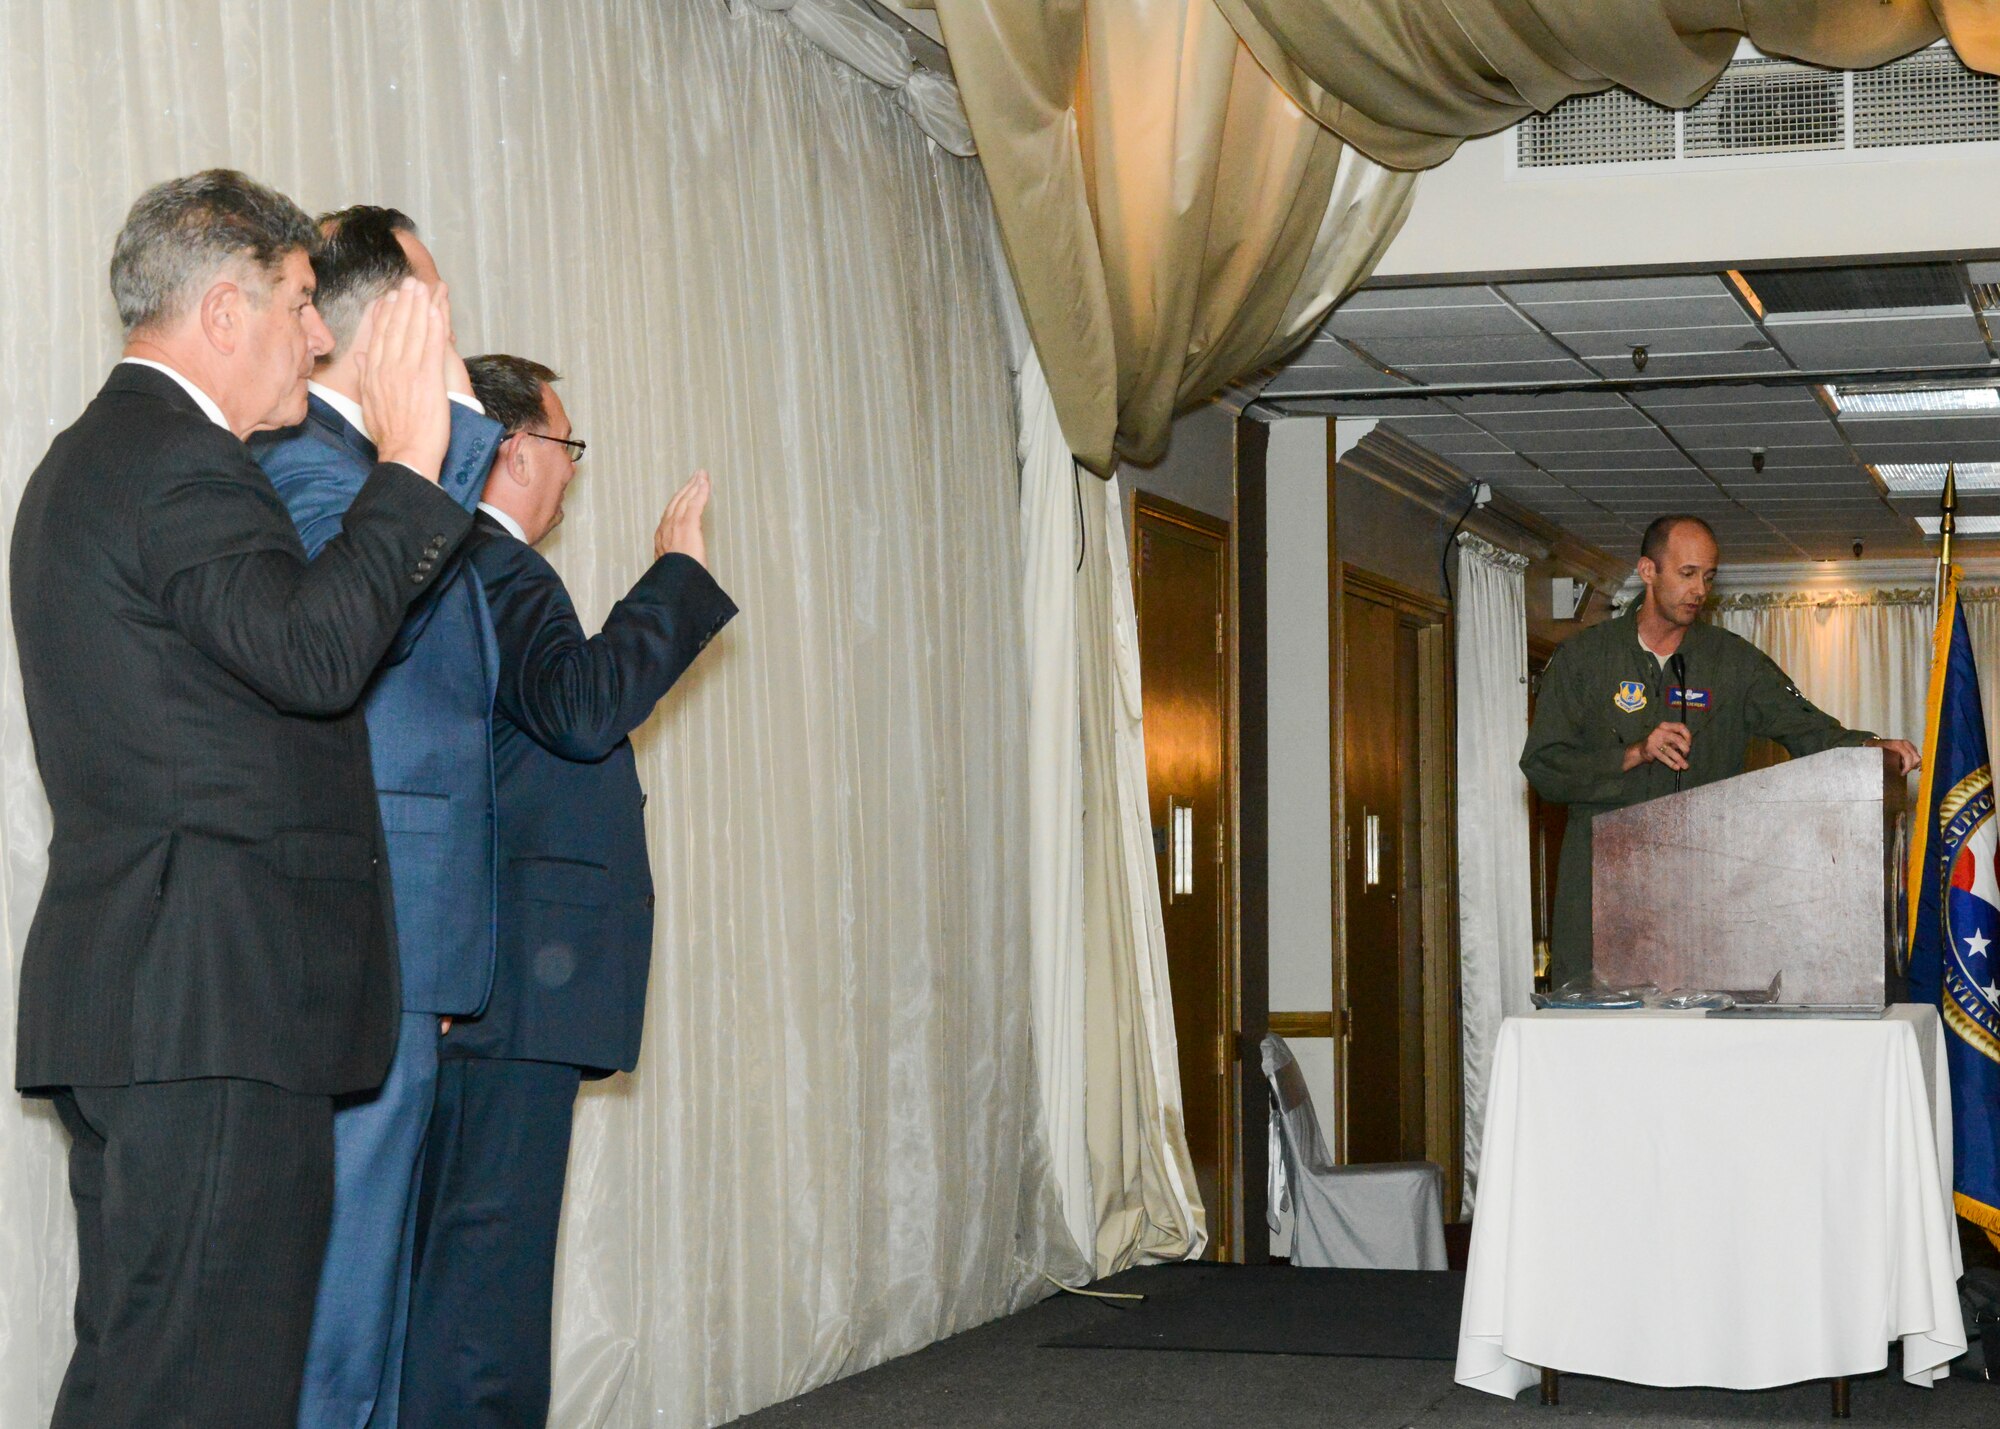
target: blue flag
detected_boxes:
[1906,565,2000,1244]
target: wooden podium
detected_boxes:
[1591,747,1904,1007]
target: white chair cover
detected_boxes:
[1262,1034,1449,1271]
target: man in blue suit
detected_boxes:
[253,207,505,1429]
[400,355,735,1427]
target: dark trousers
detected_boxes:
[400,1057,582,1428]
[51,1078,335,1429]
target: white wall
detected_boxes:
[1123,400,1235,528]
[1377,130,2000,278]
[1264,417,1337,1127]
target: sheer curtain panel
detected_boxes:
[0,4,1072,1426]
[1452,535,1535,1213]
[1008,260,1203,1274]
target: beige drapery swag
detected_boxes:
[925,0,2000,473]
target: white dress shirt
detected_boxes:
[119,358,230,431]
[476,502,528,543]
[308,380,485,444]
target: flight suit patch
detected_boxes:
[1667,687,1711,711]
[1613,680,1647,713]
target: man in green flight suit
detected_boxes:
[1520,514,1922,989]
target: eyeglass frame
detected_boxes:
[519,430,587,464]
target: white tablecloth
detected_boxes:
[1456,1006,1966,1397]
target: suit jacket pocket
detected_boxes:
[511,856,611,907]
[378,790,451,836]
[507,857,611,997]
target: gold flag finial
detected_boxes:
[1938,462,1958,613]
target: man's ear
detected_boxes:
[198,281,242,355]
[1635,555,1657,585]
[505,434,533,487]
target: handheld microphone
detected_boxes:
[1669,652,1688,793]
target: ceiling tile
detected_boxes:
[1323,286,1528,340]
[1579,349,1794,381]
[1392,359,1598,385]
[1502,275,1731,305]
[1351,334,1572,370]
[1762,308,1992,371]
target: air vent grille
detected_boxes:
[1740,262,1963,314]
[1518,44,2000,169]
[1855,47,2000,146]
[1685,60,1843,156]
[1515,87,1676,167]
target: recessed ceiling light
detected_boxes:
[1827,384,2000,415]
[1917,515,2000,536]
[1876,462,2000,492]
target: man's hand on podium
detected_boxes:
[1625,721,1691,774]
[1865,738,1921,776]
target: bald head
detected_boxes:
[1636,515,1719,631]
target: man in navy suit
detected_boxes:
[400,355,735,1427]
[253,207,504,1429]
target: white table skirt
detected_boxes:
[1456,1006,1966,1397]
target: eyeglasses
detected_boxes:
[521,431,586,464]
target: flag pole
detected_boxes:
[1936,463,1958,614]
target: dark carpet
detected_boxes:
[729,1262,2000,1428]
[1043,1265,1461,1360]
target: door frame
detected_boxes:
[1131,488,1239,1260]
[1332,564,1464,1220]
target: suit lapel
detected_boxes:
[306,391,377,463]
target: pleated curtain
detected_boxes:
[1452,535,1535,1213]
[0,4,1080,1425]
[1715,587,2000,777]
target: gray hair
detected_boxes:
[110,169,318,337]
[466,354,562,435]
[313,205,418,356]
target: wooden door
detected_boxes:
[1134,495,1233,1258]
[1527,639,1567,992]
[1340,590,1420,1163]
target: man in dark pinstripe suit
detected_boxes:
[10,170,466,1429]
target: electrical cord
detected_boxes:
[1074,463,1087,573]
[1440,482,1482,606]
[1040,1270,1146,1303]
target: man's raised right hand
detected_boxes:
[356,277,451,482]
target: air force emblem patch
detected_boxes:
[1614,680,1647,713]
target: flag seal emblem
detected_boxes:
[1938,767,2000,1063]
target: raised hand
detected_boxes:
[654,470,712,567]
[357,277,450,482]
[437,283,473,400]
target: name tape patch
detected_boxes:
[1667,687,1711,711]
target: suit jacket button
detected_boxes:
[417,559,434,573]
[410,572,425,584]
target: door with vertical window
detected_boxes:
[1134,494,1234,1258]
